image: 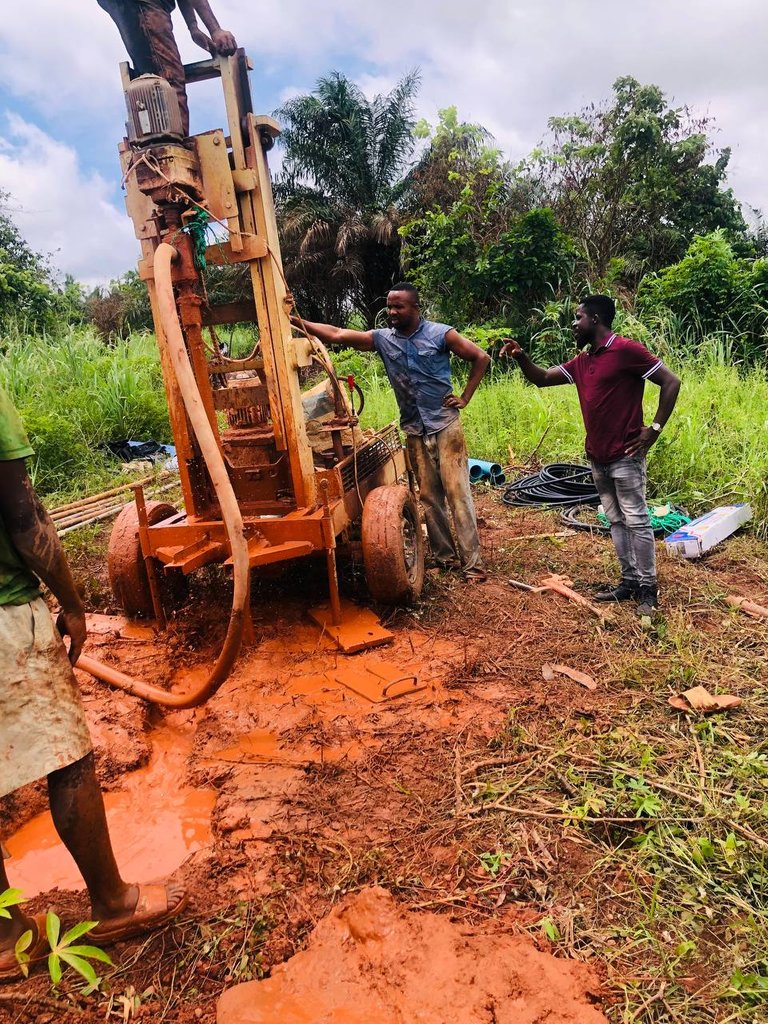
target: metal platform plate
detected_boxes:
[308,598,393,653]
[333,660,425,703]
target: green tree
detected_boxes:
[0,191,60,331]
[406,106,508,215]
[401,157,575,333]
[274,70,419,326]
[636,230,768,358]
[521,77,748,281]
[84,270,154,343]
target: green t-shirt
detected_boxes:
[0,388,41,606]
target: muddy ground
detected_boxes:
[1,491,766,1023]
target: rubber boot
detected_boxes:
[635,585,659,617]
[594,579,638,602]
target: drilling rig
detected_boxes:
[88,51,425,702]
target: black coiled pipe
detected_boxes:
[502,463,599,507]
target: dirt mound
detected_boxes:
[217,886,607,1024]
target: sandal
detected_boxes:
[0,913,48,982]
[87,883,188,946]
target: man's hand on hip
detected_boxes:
[625,426,659,458]
[56,605,87,665]
[443,394,467,409]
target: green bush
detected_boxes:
[0,326,170,500]
[636,232,768,359]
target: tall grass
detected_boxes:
[0,324,170,497]
[356,344,768,532]
[2,323,766,532]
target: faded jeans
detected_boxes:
[407,418,482,571]
[590,455,656,587]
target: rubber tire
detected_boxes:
[108,501,182,618]
[362,485,425,606]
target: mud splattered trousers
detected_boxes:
[407,418,483,571]
[0,598,92,799]
[97,0,190,134]
[589,454,656,587]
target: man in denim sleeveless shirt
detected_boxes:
[295,284,490,579]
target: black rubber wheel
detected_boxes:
[108,501,185,618]
[362,485,425,605]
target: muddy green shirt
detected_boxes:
[0,388,41,606]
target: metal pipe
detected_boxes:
[133,483,167,629]
[76,242,250,708]
[319,478,342,626]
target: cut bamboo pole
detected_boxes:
[56,481,179,536]
[49,471,172,517]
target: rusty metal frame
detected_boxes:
[117,52,407,611]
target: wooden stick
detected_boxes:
[509,530,575,542]
[541,573,610,620]
[726,595,768,619]
[49,473,168,515]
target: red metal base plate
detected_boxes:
[308,599,393,654]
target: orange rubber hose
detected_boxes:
[76,242,250,707]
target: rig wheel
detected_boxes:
[108,500,184,618]
[362,485,425,605]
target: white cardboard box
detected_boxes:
[664,504,752,559]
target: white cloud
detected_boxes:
[0,0,765,285]
[0,115,136,287]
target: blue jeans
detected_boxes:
[590,455,656,587]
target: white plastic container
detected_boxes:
[664,504,752,559]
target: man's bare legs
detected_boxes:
[1,754,185,960]
[48,754,137,920]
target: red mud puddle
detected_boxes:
[217,886,607,1024]
[206,728,365,767]
[5,725,214,899]
[85,612,155,641]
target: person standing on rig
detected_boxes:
[97,0,238,134]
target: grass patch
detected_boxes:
[0,325,170,500]
[3,325,766,533]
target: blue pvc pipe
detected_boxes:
[468,459,505,485]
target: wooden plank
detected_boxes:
[201,300,257,326]
[204,236,267,265]
[244,113,317,507]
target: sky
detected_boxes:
[0,0,765,287]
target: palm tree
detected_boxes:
[274,71,420,327]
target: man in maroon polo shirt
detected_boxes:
[501,295,681,616]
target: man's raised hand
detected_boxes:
[210,28,237,55]
[499,338,523,359]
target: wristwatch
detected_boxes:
[651,422,662,433]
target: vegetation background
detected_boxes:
[0,72,766,528]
